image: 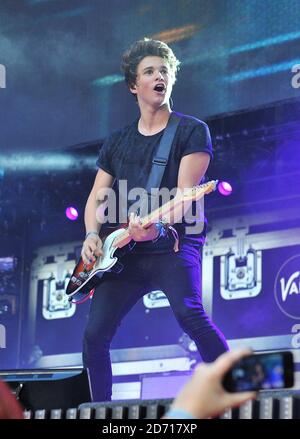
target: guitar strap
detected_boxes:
[139,111,182,217]
[138,111,182,252]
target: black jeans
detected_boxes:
[82,243,228,401]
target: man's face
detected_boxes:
[130,56,175,108]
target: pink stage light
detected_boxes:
[218,181,233,196]
[65,206,78,221]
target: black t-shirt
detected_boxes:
[96,111,213,254]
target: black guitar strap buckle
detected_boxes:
[152,157,167,166]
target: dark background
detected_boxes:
[0,0,300,153]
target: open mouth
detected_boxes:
[154,83,166,93]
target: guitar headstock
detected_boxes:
[183,180,218,201]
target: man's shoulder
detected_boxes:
[112,119,137,136]
[104,119,137,145]
[174,112,209,130]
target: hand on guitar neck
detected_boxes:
[127,212,159,242]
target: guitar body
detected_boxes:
[66,224,135,302]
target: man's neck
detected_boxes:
[138,105,171,135]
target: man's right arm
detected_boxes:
[81,169,115,264]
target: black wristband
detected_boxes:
[152,222,168,243]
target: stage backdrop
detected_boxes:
[0,0,300,154]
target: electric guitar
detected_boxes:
[66,180,218,303]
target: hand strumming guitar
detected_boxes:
[81,233,103,265]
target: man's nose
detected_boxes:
[156,71,164,80]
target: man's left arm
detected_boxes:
[168,151,211,224]
[178,151,210,188]
[128,152,211,240]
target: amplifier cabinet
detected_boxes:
[203,206,300,354]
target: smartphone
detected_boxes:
[223,351,294,392]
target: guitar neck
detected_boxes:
[111,182,214,249]
[112,195,185,249]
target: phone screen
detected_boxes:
[223,351,294,392]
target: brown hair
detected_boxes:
[121,38,180,89]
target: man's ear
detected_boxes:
[129,83,137,95]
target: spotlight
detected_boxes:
[65,206,78,221]
[218,181,233,196]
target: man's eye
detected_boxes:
[145,70,153,74]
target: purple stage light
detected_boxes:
[65,206,78,221]
[218,181,233,196]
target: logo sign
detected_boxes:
[274,254,300,319]
[0,324,6,348]
[291,64,300,89]
[0,64,6,88]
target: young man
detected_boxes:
[81,38,228,401]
